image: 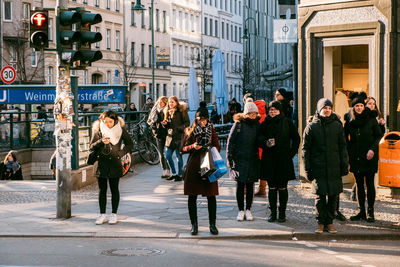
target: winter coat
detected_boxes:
[226,114,260,183]
[279,99,293,120]
[151,108,168,140]
[90,117,133,179]
[0,161,23,180]
[258,114,300,185]
[164,104,190,150]
[181,126,220,196]
[302,113,348,195]
[344,108,382,174]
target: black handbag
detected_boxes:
[200,148,216,178]
[86,151,98,165]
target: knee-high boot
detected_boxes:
[188,197,198,235]
[268,189,277,222]
[278,189,288,223]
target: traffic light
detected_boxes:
[78,11,103,67]
[56,8,103,69]
[30,10,49,50]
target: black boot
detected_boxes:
[268,189,277,222]
[350,209,366,221]
[335,195,346,221]
[188,196,198,235]
[209,221,219,235]
[191,222,198,235]
[278,189,288,223]
[367,207,375,222]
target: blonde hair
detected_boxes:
[157,96,168,108]
[163,96,180,123]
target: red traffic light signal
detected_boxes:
[30,10,49,50]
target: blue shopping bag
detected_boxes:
[208,147,228,182]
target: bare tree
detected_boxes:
[115,40,140,87]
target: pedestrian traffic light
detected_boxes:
[57,10,82,66]
[30,10,49,50]
[78,11,103,67]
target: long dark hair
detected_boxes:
[365,96,383,119]
[3,151,17,164]
[99,110,119,125]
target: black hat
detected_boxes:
[350,91,367,107]
[199,101,207,108]
[316,98,333,112]
[277,88,287,99]
[196,107,209,119]
[268,100,282,112]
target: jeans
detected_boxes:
[315,194,337,225]
[97,177,120,214]
[165,147,183,176]
[156,137,170,171]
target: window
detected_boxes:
[221,22,224,39]
[215,0,218,7]
[156,84,160,98]
[230,0,232,12]
[226,53,229,72]
[172,9,176,28]
[148,8,152,29]
[31,49,37,67]
[48,19,53,42]
[226,23,229,40]
[239,27,241,42]
[239,55,241,68]
[141,43,145,67]
[185,46,188,66]
[215,20,218,37]
[81,70,87,84]
[234,0,237,14]
[141,10,145,28]
[3,1,12,21]
[22,3,30,19]
[163,84,167,96]
[190,14,194,32]
[179,45,183,65]
[148,45,152,67]
[196,15,200,32]
[235,55,237,69]
[106,0,110,9]
[204,17,208,35]
[239,1,241,15]
[83,0,87,4]
[156,9,160,31]
[95,27,100,48]
[107,71,111,84]
[220,0,223,10]
[47,67,53,84]
[235,26,237,42]
[185,13,188,32]
[173,83,177,96]
[131,3,136,26]
[231,54,233,72]
[163,11,166,32]
[173,44,177,65]
[95,0,99,6]
[191,47,194,60]
[179,11,182,30]
[116,0,120,12]
[131,42,136,66]
[225,0,227,11]
[71,70,76,76]
[231,25,233,42]
[9,46,17,62]
[106,29,111,50]
[115,31,120,51]
[209,19,213,36]
[204,0,207,4]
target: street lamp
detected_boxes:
[242,17,258,95]
[133,0,155,102]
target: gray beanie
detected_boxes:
[316,98,333,112]
[243,99,259,114]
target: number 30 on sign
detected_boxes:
[1,66,16,84]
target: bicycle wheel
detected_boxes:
[138,140,160,165]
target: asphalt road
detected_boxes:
[0,238,399,267]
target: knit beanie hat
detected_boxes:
[268,100,282,112]
[243,93,254,104]
[316,98,333,113]
[196,107,209,119]
[277,88,287,99]
[243,98,259,114]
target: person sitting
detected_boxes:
[0,151,23,180]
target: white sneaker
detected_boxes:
[236,210,245,221]
[108,213,118,225]
[95,214,108,225]
[245,210,254,221]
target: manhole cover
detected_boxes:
[101,248,165,257]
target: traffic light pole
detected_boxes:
[55,0,72,219]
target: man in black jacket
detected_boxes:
[302,98,348,234]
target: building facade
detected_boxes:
[298,0,399,131]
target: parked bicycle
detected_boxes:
[31,120,55,147]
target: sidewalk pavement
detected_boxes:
[0,157,399,240]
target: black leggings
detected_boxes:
[354,172,376,209]
[236,182,254,211]
[98,177,120,214]
[188,195,217,224]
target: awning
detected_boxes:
[262,63,293,82]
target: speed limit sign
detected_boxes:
[1,66,16,84]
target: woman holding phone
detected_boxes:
[90,110,133,225]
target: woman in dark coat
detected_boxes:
[275,88,293,120]
[147,96,170,178]
[344,96,382,222]
[302,98,348,234]
[90,110,133,225]
[181,109,220,235]
[259,101,300,223]
[0,151,23,180]
[124,103,138,122]
[227,99,260,222]
[162,96,190,181]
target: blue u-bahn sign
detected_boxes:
[0,84,126,104]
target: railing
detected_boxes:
[214,123,233,147]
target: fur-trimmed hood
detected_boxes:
[177,101,188,113]
[233,113,261,122]
[92,116,126,132]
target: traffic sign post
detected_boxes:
[1,66,16,84]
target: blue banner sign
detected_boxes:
[0,85,126,104]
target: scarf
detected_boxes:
[6,161,20,174]
[100,120,122,145]
[192,122,213,148]
[147,104,160,126]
